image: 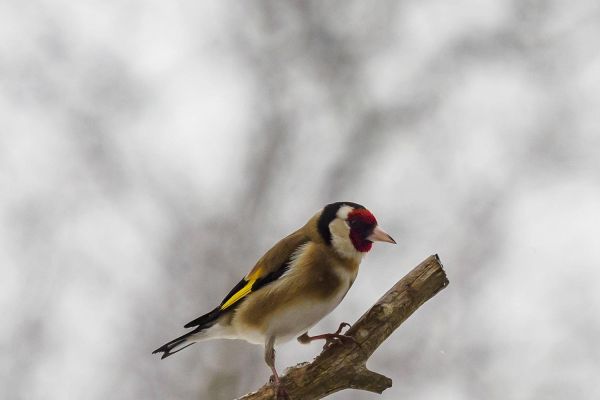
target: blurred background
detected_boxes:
[2,1,600,399]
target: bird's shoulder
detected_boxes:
[246,227,311,281]
[217,219,321,313]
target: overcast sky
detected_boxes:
[1,1,599,399]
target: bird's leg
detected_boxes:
[297,322,359,350]
[264,336,289,400]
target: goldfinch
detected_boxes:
[152,201,395,396]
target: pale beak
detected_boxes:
[367,226,396,244]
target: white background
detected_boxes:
[1,1,599,399]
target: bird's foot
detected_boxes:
[323,321,361,349]
[334,322,351,335]
[276,384,290,400]
[296,322,360,350]
[269,373,290,399]
[322,333,355,350]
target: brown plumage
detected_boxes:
[152,202,395,397]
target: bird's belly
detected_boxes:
[269,298,342,344]
[234,290,347,344]
[234,289,348,345]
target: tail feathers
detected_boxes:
[152,329,200,359]
[154,306,223,359]
[184,306,221,328]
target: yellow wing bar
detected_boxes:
[220,279,256,311]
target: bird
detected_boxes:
[152,201,396,398]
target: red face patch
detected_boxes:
[347,209,378,252]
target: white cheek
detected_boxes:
[329,218,350,238]
[329,219,363,261]
[331,234,363,261]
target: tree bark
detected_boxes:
[236,254,449,400]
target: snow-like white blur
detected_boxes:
[1,1,599,399]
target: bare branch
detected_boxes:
[236,254,449,400]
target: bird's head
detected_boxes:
[317,202,396,259]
